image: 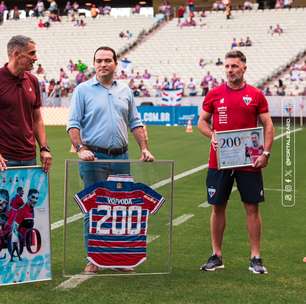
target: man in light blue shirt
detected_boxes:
[67,46,154,274]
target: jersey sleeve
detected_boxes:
[137,183,165,215]
[202,90,214,113]
[257,91,269,114]
[74,188,97,213]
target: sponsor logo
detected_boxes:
[220,98,224,104]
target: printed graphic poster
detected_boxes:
[0,167,51,286]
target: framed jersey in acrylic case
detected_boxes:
[215,127,264,169]
[0,166,52,286]
[63,159,174,277]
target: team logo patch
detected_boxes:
[208,187,216,198]
[243,95,252,105]
[116,182,123,189]
[220,98,224,104]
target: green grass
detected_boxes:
[0,126,306,304]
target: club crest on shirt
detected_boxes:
[220,98,224,104]
[208,187,216,198]
[116,182,123,189]
[243,95,252,105]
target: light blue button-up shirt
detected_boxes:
[67,76,143,148]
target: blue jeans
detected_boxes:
[6,159,37,167]
[79,151,130,254]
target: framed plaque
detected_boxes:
[215,127,264,169]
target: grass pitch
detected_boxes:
[0,125,306,304]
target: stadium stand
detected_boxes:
[124,8,306,96]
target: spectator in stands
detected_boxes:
[276,86,286,96]
[245,36,252,46]
[204,71,213,83]
[36,63,45,75]
[263,86,272,96]
[38,19,45,28]
[216,58,223,65]
[162,77,171,90]
[275,0,284,8]
[153,79,162,97]
[225,0,232,19]
[177,5,185,21]
[139,80,150,97]
[290,69,303,81]
[0,1,6,25]
[64,1,72,15]
[244,0,253,9]
[239,38,245,47]
[118,70,128,79]
[35,0,45,17]
[231,38,238,49]
[199,58,206,68]
[135,72,142,79]
[132,4,141,14]
[59,68,67,81]
[212,0,225,10]
[267,25,274,35]
[67,59,75,73]
[273,24,284,35]
[143,69,151,79]
[12,5,20,20]
[187,77,197,96]
[75,71,86,85]
[76,60,87,73]
[91,4,98,18]
[187,0,195,12]
[48,0,58,14]
[200,77,209,96]
[61,74,70,97]
[103,5,111,15]
[283,0,293,8]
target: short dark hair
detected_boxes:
[7,35,35,57]
[17,186,23,193]
[225,50,246,63]
[28,188,39,198]
[251,131,260,137]
[93,46,117,64]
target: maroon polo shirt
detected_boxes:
[0,64,41,160]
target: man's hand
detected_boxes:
[140,149,154,162]
[211,132,218,151]
[253,154,269,168]
[0,154,7,171]
[40,151,52,173]
[77,149,95,161]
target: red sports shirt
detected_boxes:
[202,83,269,171]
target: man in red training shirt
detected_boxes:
[198,50,274,274]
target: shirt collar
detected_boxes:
[90,75,117,87]
[3,63,27,81]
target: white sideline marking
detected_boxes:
[264,188,283,192]
[56,234,160,290]
[172,214,194,226]
[51,213,83,230]
[51,126,302,232]
[56,275,92,290]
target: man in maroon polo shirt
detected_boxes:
[0,35,52,172]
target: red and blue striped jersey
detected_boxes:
[74,175,165,269]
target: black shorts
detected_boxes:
[206,169,264,205]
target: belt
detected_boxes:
[87,145,128,156]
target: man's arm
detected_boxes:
[253,112,274,168]
[197,110,217,150]
[132,126,154,162]
[33,108,52,172]
[68,127,94,161]
[0,153,7,171]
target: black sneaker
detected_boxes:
[249,257,268,274]
[200,254,224,272]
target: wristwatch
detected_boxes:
[262,151,271,158]
[40,145,51,153]
[76,144,85,152]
